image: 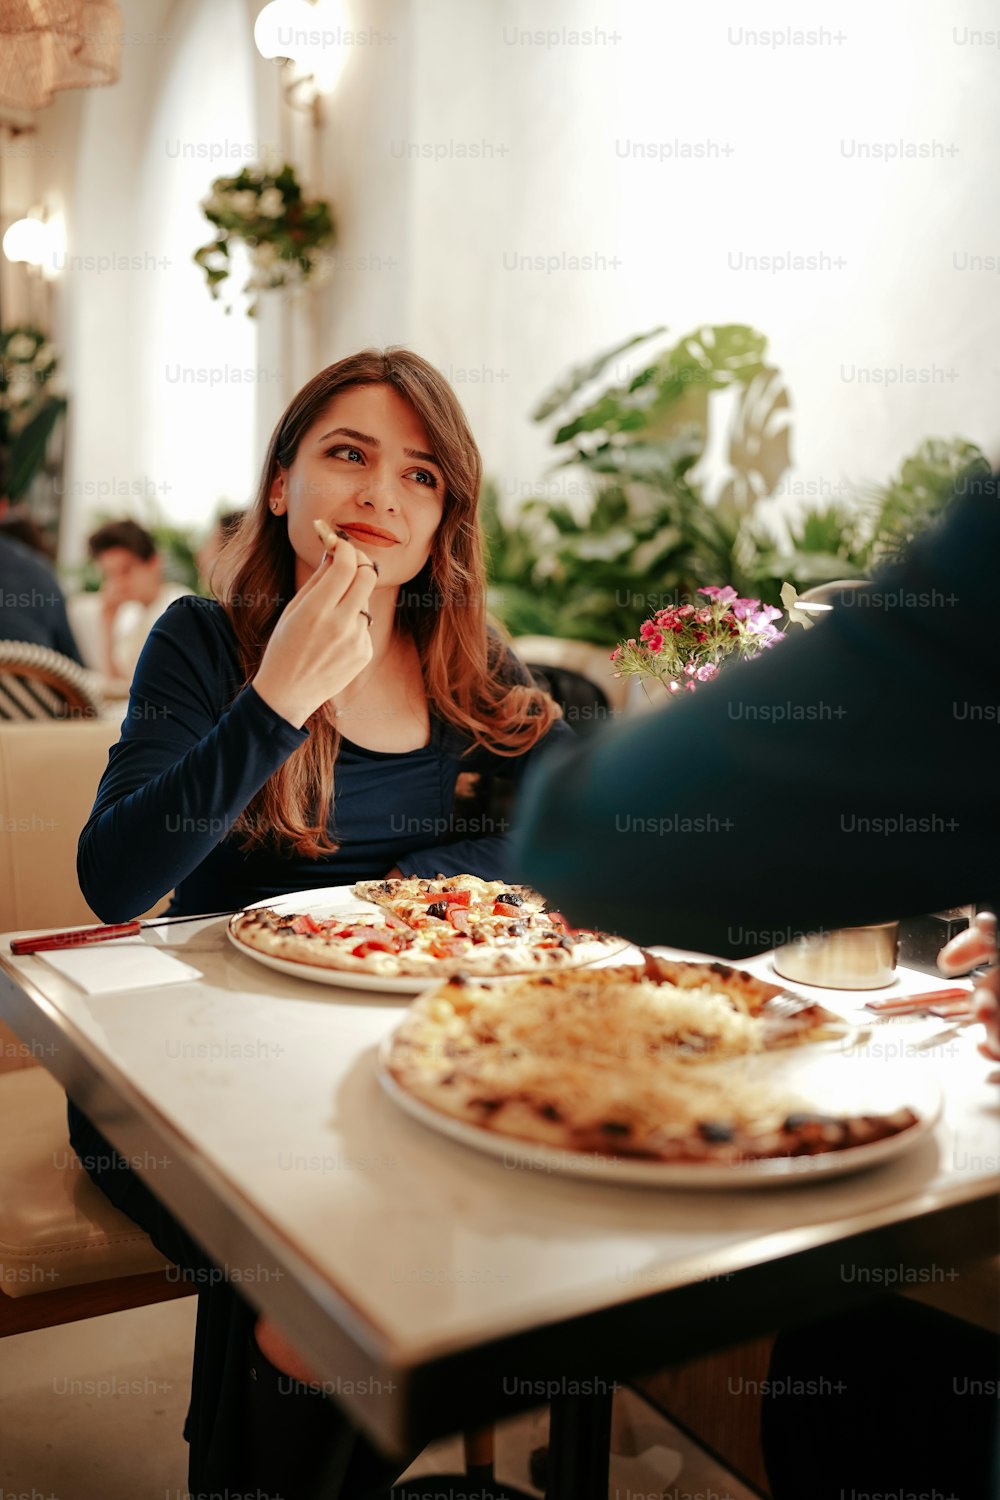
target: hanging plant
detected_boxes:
[0,326,67,500]
[193,163,335,317]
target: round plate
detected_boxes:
[376,1040,942,1189]
[227,885,630,995]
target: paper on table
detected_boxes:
[39,936,202,995]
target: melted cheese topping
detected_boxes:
[392,972,804,1142]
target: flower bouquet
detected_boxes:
[611,586,785,697]
[193,163,335,316]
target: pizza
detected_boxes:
[229,874,623,979]
[384,967,920,1164]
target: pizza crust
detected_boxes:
[229,878,622,979]
[385,971,919,1164]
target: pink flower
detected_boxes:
[696,662,719,682]
[609,646,621,663]
[683,680,696,691]
[746,604,784,646]
[698,585,738,605]
[683,661,697,676]
[731,597,762,621]
[639,621,665,653]
[667,680,681,694]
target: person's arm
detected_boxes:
[513,478,1000,951]
[77,601,308,922]
[80,537,381,920]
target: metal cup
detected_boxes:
[772,922,899,990]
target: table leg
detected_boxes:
[545,1389,613,1500]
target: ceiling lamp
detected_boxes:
[0,1,123,111]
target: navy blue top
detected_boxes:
[0,534,83,663]
[77,596,572,922]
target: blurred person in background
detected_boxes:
[79,519,191,694]
[0,454,83,662]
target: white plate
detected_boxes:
[227,885,630,995]
[376,1040,942,1189]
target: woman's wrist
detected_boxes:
[251,671,313,730]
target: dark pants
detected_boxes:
[762,1297,1000,1500]
[67,1099,404,1499]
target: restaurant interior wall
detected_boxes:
[12,0,1000,557]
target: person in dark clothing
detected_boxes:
[0,531,84,662]
[71,348,571,1500]
[0,448,82,659]
[513,472,999,1500]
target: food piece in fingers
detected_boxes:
[313,516,340,556]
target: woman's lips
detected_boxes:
[338,524,399,548]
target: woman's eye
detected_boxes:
[409,468,439,488]
[327,445,364,463]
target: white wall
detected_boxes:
[320,0,1000,516]
[23,0,265,560]
[13,0,1000,559]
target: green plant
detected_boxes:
[486,325,791,644]
[485,328,990,645]
[746,437,991,603]
[194,163,335,316]
[0,326,67,501]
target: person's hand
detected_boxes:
[100,587,124,628]
[939,911,999,1061]
[252,533,378,729]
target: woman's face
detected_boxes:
[273,383,446,594]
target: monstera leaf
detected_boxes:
[716,366,792,515]
[545,325,769,455]
[530,328,665,422]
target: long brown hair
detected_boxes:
[216,348,559,857]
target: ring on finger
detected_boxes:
[356,559,379,576]
[359,609,373,628]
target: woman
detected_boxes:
[70,349,570,1499]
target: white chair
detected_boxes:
[0,718,185,1336]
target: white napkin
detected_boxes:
[40,936,202,995]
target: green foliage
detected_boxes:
[486,325,790,644]
[194,163,335,316]
[0,325,66,501]
[748,438,992,603]
[485,327,990,646]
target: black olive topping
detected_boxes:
[497,891,523,905]
[426,900,448,919]
[698,1121,735,1143]
[783,1112,839,1131]
[600,1120,632,1136]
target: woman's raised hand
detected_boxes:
[252,528,379,729]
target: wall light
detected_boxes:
[2,216,51,266]
[254,0,348,103]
